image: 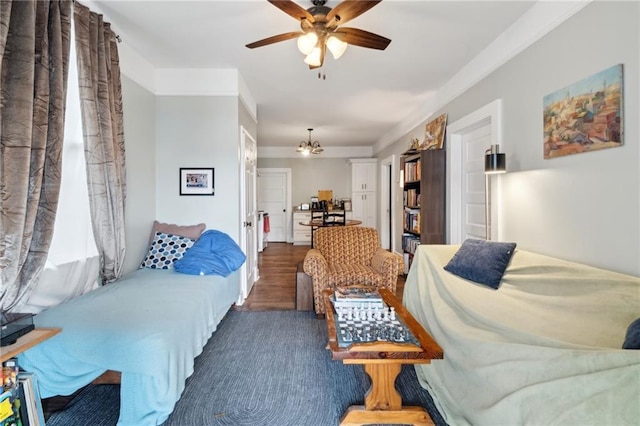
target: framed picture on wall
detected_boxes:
[543,63,623,159]
[180,168,215,195]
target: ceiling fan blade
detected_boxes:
[268,0,315,23]
[246,31,303,49]
[326,0,381,28]
[334,27,390,50]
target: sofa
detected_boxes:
[403,242,640,425]
[303,226,404,315]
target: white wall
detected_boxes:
[121,75,157,274]
[379,2,639,276]
[155,96,241,241]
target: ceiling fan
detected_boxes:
[246,0,391,69]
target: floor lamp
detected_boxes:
[484,145,506,240]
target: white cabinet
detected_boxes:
[351,159,377,192]
[292,211,312,245]
[350,159,377,229]
[351,192,376,228]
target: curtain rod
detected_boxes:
[72,0,122,43]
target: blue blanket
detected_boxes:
[174,230,246,277]
[18,268,240,426]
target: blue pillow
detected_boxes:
[444,239,517,289]
[174,230,246,277]
[622,318,640,349]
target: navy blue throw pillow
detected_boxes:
[444,239,517,289]
[622,318,640,349]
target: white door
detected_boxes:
[448,99,504,243]
[257,169,290,242]
[239,127,257,303]
[462,124,491,240]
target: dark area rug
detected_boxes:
[46,310,447,426]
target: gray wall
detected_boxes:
[379,2,639,276]
[258,157,353,206]
[155,96,241,241]
[120,76,257,275]
[121,75,156,274]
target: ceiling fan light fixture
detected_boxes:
[246,1,390,70]
[326,36,347,59]
[304,47,322,67]
[297,31,318,55]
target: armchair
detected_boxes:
[303,226,404,315]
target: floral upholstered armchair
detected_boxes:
[303,226,405,315]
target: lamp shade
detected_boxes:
[297,32,318,55]
[304,47,322,66]
[326,36,347,59]
[484,145,506,174]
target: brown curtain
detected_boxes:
[73,3,126,285]
[0,0,72,311]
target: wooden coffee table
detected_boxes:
[323,288,443,426]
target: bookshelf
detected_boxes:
[401,149,446,271]
[2,328,60,426]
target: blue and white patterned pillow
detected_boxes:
[140,232,195,269]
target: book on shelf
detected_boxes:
[1,359,43,426]
[402,233,421,254]
[0,386,24,426]
[403,158,421,182]
[403,208,420,234]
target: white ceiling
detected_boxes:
[91,0,537,151]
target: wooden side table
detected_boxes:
[1,328,61,362]
[323,289,443,426]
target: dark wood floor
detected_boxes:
[235,242,405,311]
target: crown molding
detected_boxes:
[118,42,156,93]
[373,0,592,154]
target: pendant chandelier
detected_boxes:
[297,128,323,155]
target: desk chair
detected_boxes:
[323,209,346,226]
[310,208,325,247]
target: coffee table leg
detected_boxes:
[339,363,434,426]
[364,363,402,410]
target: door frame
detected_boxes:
[238,125,258,305]
[257,168,292,242]
[447,99,504,243]
[379,155,397,253]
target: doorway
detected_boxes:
[447,99,504,243]
[380,155,397,253]
[257,168,292,243]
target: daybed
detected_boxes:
[403,243,640,426]
[17,227,244,426]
